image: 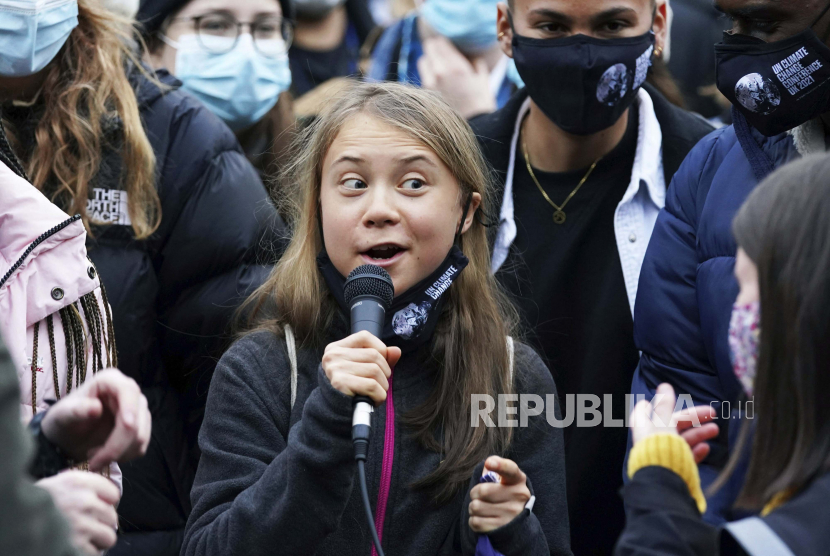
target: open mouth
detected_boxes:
[363,244,406,261]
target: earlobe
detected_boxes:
[499,32,514,59]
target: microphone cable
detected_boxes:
[353,395,385,556]
[344,266,394,556]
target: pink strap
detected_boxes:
[371,369,395,556]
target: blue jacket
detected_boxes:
[630,110,803,522]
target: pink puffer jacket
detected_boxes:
[0,160,121,491]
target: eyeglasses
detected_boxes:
[170,13,294,57]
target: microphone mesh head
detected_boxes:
[344,265,394,309]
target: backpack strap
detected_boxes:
[507,336,515,384]
[723,517,795,556]
[284,325,298,410]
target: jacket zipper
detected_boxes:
[371,368,395,556]
[0,214,82,289]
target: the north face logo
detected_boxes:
[87,188,131,226]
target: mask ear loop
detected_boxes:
[455,194,474,247]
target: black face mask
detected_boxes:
[317,245,469,353]
[715,2,830,137]
[511,28,655,135]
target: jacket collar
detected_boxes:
[472,83,714,199]
[732,106,822,184]
[623,87,666,210]
[132,66,182,108]
[490,87,666,273]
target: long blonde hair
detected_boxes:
[243,81,519,502]
[6,0,160,239]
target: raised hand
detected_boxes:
[41,368,151,471]
[469,456,532,533]
[418,36,498,119]
[630,383,720,464]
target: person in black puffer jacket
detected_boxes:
[0,1,286,554]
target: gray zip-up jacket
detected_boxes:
[182,315,572,556]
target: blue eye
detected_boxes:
[343,178,368,190]
[401,178,425,190]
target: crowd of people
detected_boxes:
[0,0,828,555]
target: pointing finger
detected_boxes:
[484,456,525,486]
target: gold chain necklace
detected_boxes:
[522,140,603,225]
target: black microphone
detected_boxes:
[343,264,394,556]
[344,264,395,450]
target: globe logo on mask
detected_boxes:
[392,301,432,340]
[596,63,630,107]
[735,73,781,115]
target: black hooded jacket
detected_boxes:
[3,67,286,555]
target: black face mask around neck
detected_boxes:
[715,2,830,136]
[510,27,655,135]
[317,245,469,353]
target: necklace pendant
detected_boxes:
[553,210,566,225]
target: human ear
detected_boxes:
[459,192,483,235]
[497,3,514,59]
[653,1,669,58]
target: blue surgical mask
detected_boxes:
[0,0,79,77]
[420,0,499,54]
[164,33,292,131]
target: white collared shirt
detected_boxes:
[491,88,666,315]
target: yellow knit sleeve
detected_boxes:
[627,433,707,514]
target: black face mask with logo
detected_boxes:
[510,25,655,136]
[317,246,469,354]
[316,197,473,353]
[715,2,830,137]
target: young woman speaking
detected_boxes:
[182,82,572,556]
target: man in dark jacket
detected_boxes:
[86,69,285,554]
[630,0,830,525]
[469,1,714,553]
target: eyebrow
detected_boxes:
[527,6,639,24]
[399,154,438,168]
[331,154,439,168]
[331,155,366,167]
